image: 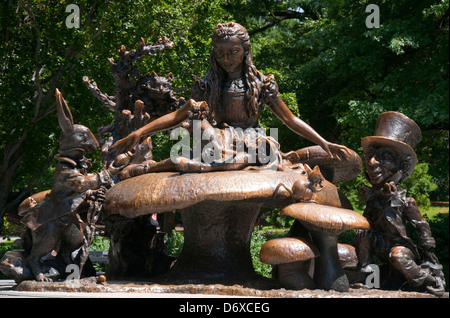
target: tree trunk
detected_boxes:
[0,135,26,231]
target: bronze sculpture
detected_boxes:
[260,237,319,290]
[280,203,369,292]
[2,89,113,282]
[112,22,351,173]
[101,23,364,284]
[355,111,446,296]
[4,90,114,282]
[4,22,445,297]
[83,36,179,173]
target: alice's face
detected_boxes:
[364,146,399,186]
[213,36,245,77]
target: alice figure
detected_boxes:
[113,22,350,176]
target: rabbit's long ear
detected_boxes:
[56,88,74,135]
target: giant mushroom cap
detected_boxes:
[104,170,352,218]
[260,238,319,265]
[104,171,300,218]
[281,203,370,236]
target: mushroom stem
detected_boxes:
[277,261,314,290]
[310,231,349,292]
[167,201,261,283]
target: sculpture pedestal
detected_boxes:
[168,201,261,283]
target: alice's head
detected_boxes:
[211,22,251,77]
[205,22,263,117]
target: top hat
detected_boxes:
[361,111,422,181]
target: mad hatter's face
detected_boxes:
[364,146,400,186]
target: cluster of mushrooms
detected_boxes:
[260,203,370,292]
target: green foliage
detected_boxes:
[166,229,184,257]
[415,130,449,201]
[151,131,176,162]
[89,236,110,273]
[0,241,13,279]
[338,173,370,212]
[403,163,438,207]
[0,218,22,239]
[264,208,295,229]
[338,229,358,247]
[0,241,14,259]
[90,236,110,252]
[250,230,272,278]
[425,213,449,264]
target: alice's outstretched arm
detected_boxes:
[113,99,194,154]
[268,95,350,160]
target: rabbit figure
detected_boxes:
[20,89,113,282]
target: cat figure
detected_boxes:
[133,71,183,118]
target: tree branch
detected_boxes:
[249,8,318,36]
[82,76,117,111]
[249,17,286,36]
[32,65,45,119]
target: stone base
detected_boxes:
[15,278,447,298]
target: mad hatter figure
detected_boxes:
[356,111,445,296]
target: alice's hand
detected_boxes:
[321,141,352,161]
[112,131,140,154]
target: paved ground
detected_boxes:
[2,279,448,299]
[0,283,236,298]
[0,280,249,298]
[0,279,267,298]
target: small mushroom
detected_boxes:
[260,237,319,290]
[281,203,370,292]
[97,274,107,284]
[337,243,358,269]
[337,243,366,286]
[18,190,51,215]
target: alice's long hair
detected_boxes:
[203,22,264,118]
